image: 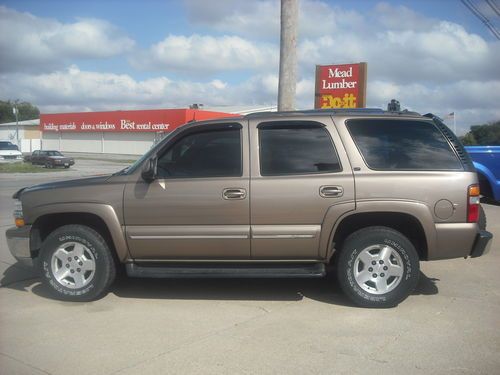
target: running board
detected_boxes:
[126,262,326,279]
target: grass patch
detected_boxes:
[0,162,67,173]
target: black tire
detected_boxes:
[64,165,70,169]
[337,226,420,308]
[45,162,51,168]
[39,224,116,301]
[478,205,487,230]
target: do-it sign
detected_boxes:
[314,63,367,109]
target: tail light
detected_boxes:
[467,184,480,223]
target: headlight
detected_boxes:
[14,200,24,227]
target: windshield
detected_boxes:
[0,141,19,151]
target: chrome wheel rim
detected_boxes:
[353,244,404,295]
[51,242,96,289]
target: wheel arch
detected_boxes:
[30,204,129,262]
[324,201,435,262]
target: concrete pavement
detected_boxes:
[1,163,499,374]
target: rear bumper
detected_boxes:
[470,230,493,258]
[6,225,34,267]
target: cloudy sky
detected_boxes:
[0,0,499,134]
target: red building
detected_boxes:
[40,108,234,155]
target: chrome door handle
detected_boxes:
[320,185,344,198]
[223,188,247,200]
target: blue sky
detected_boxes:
[0,0,499,134]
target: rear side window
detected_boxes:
[347,119,462,170]
[259,121,341,176]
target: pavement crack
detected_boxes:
[0,352,53,375]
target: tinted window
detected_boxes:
[259,122,341,176]
[157,128,242,178]
[347,119,462,170]
[0,141,18,150]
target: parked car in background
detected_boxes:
[0,140,23,163]
[26,150,75,168]
[465,146,500,201]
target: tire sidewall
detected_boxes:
[40,227,111,300]
[339,228,419,307]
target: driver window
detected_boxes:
[157,127,242,178]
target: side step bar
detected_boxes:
[126,262,326,279]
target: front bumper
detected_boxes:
[6,225,34,267]
[470,230,493,258]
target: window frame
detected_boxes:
[257,120,343,177]
[155,123,244,179]
[345,118,464,172]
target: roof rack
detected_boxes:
[245,108,421,118]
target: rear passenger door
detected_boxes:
[249,116,355,260]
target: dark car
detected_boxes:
[27,150,75,168]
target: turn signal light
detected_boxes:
[15,218,25,227]
[467,184,480,223]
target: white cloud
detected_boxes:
[0,6,134,73]
[1,1,499,134]
[298,21,500,85]
[2,65,498,134]
[130,34,278,73]
[0,66,271,111]
[184,0,363,40]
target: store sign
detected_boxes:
[314,63,367,109]
[40,109,232,132]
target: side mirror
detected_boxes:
[141,157,157,183]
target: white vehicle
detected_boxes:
[0,140,23,162]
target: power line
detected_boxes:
[461,0,500,39]
[485,0,500,17]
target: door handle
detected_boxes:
[320,185,344,198]
[223,188,247,200]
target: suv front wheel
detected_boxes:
[337,226,420,308]
[39,224,116,301]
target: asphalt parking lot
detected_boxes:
[1,160,499,375]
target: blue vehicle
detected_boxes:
[465,146,500,201]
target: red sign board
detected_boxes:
[314,63,367,109]
[40,109,234,133]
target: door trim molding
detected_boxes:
[129,235,249,240]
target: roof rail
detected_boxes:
[245,108,420,118]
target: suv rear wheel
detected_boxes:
[337,226,420,308]
[39,224,116,301]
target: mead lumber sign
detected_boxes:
[314,63,367,109]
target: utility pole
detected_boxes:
[277,0,298,111]
[13,102,19,146]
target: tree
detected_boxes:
[460,121,500,146]
[0,100,40,123]
[460,132,477,145]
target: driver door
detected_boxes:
[124,122,250,260]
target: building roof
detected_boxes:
[0,118,40,127]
